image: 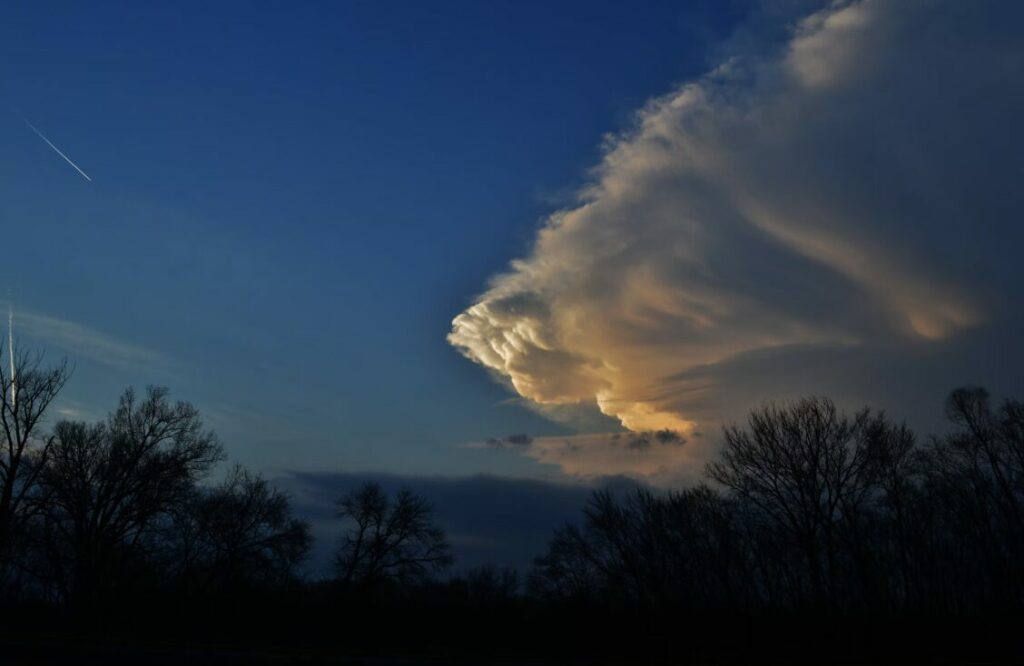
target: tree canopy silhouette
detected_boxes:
[0,348,69,577]
[166,465,311,593]
[35,386,223,606]
[334,482,453,590]
[0,351,1017,662]
[533,392,1024,616]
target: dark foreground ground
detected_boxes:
[1,603,1022,665]
[0,637,554,666]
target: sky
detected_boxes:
[3,1,1023,570]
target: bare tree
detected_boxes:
[462,564,520,605]
[706,397,888,607]
[939,387,1024,532]
[0,346,70,566]
[334,482,452,589]
[167,465,310,590]
[530,486,750,609]
[37,386,222,606]
[926,387,1024,606]
[532,390,1024,616]
[531,489,662,605]
[530,521,605,603]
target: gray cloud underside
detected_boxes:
[279,471,643,577]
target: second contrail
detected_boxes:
[25,120,92,182]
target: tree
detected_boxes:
[532,390,1024,616]
[167,465,311,591]
[462,564,520,605]
[529,520,605,603]
[530,486,749,609]
[334,482,452,589]
[939,387,1024,532]
[925,387,1024,606]
[37,386,222,606]
[0,347,70,570]
[705,397,910,608]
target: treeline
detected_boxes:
[531,392,1024,614]
[0,352,311,609]
[0,347,1021,662]
[0,350,501,615]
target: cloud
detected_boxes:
[450,0,1024,481]
[3,301,165,371]
[467,428,693,483]
[277,471,640,577]
[523,430,700,486]
[464,428,696,479]
[473,433,533,449]
[499,396,622,432]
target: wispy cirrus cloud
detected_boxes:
[2,301,165,371]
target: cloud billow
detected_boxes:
[449,0,1024,475]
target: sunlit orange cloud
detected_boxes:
[450,0,1018,481]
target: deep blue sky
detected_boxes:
[1,1,747,476]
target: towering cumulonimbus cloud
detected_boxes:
[450,0,1024,449]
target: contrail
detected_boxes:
[7,304,15,409]
[24,120,92,182]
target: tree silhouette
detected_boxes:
[0,381,1016,662]
[461,564,520,605]
[706,397,893,607]
[532,396,950,613]
[530,485,749,609]
[925,386,1024,606]
[0,348,69,574]
[334,482,452,589]
[167,465,311,592]
[36,386,222,607]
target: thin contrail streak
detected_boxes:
[7,304,15,408]
[24,120,92,182]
